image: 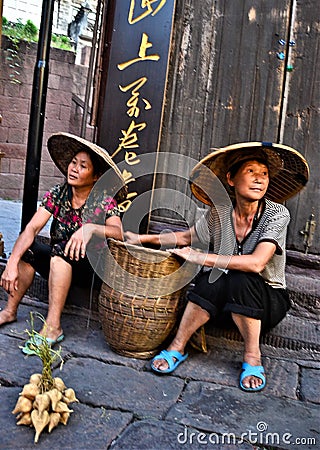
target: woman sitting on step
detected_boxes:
[0,132,126,354]
[125,142,309,392]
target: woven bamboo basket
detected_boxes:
[98,239,197,359]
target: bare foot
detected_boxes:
[241,352,264,390]
[39,325,63,342]
[152,345,186,371]
[0,309,17,326]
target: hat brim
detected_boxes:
[190,142,309,204]
[47,132,127,203]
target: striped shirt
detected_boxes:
[194,199,290,288]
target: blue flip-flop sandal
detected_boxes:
[239,362,266,392]
[21,333,64,355]
[151,349,188,374]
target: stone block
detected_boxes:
[48,73,61,90]
[3,112,29,129]
[166,382,319,448]
[0,96,29,113]
[0,173,24,190]
[47,89,72,106]
[0,125,9,142]
[45,103,61,121]
[44,118,70,133]
[39,160,56,177]
[1,143,26,159]
[300,367,320,403]
[59,105,71,122]
[8,127,25,145]
[19,82,33,99]
[57,357,185,419]
[10,158,25,174]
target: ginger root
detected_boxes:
[13,373,78,443]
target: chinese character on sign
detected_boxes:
[119,77,152,118]
[118,33,160,71]
[128,0,167,24]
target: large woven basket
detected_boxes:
[98,239,197,359]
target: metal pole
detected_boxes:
[20,0,55,231]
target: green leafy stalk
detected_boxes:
[23,312,64,394]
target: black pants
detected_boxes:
[22,240,101,289]
[187,269,290,332]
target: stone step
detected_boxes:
[1,242,320,354]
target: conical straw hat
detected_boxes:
[47,132,127,202]
[190,141,309,204]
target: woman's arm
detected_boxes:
[170,241,276,273]
[0,207,52,293]
[64,215,123,260]
[124,226,198,248]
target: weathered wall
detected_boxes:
[0,36,91,200]
[150,0,319,254]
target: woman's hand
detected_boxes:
[64,226,93,261]
[124,231,142,246]
[168,247,209,266]
[0,262,19,295]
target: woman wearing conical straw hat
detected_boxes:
[0,133,126,354]
[125,141,309,392]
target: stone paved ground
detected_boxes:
[0,296,319,450]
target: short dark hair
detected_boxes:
[228,157,269,179]
[74,148,104,177]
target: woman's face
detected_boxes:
[227,160,269,201]
[67,151,98,188]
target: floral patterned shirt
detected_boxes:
[40,183,120,245]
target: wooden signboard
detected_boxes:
[97,0,176,231]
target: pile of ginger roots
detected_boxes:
[12,372,78,443]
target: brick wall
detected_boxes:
[0,36,91,200]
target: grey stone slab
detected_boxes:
[0,334,43,385]
[0,298,49,338]
[110,419,255,450]
[166,381,319,450]
[1,386,132,450]
[60,319,147,371]
[170,347,242,387]
[300,367,320,404]
[53,356,185,419]
[263,357,299,399]
[165,349,299,399]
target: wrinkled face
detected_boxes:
[227,160,269,201]
[67,151,98,188]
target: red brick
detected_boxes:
[23,55,36,70]
[47,89,72,106]
[59,76,76,92]
[48,74,61,90]
[1,144,26,159]
[10,158,25,174]
[50,59,73,78]
[59,105,71,122]
[19,83,33,100]
[0,173,24,190]
[0,97,30,114]
[0,188,23,200]
[0,126,9,142]
[40,160,56,177]
[45,103,61,121]
[39,175,64,193]
[4,112,30,129]
[44,118,70,134]
[8,128,25,144]
[0,157,10,173]
[3,82,21,97]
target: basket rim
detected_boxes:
[107,237,176,258]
